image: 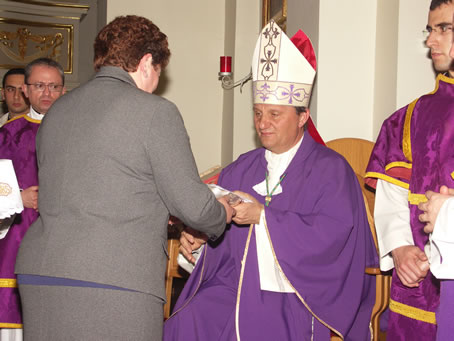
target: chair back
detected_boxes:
[327,138,389,341]
[326,138,374,177]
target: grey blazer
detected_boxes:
[15,66,226,300]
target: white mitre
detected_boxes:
[252,20,316,107]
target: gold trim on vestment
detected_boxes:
[408,192,427,205]
[451,171,454,180]
[385,162,412,171]
[438,73,454,85]
[0,278,17,288]
[235,223,255,341]
[3,114,26,125]
[24,115,42,124]
[167,245,208,319]
[403,73,448,166]
[0,323,22,328]
[364,172,409,190]
[389,298,436,325]
[402,99,418,163]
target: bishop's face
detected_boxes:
[253,103,308,154]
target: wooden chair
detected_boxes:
[164,166,223,319]
[326,138,375,177]
[327,138,390,341]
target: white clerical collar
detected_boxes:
[253,134,304,196]
[27,107,44,121]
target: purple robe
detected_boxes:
[366,74,454,340]
[164,134,377,340]
[0,115,40,328]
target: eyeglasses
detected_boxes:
[3,86,23,93]
[27,83,64,92]
[423,24,453,39]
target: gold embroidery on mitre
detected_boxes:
[0,183,12,196]
[253,81,313,107]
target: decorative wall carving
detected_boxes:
[0,19,72,72]
[0,0,88,88]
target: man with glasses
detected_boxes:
[0,68,29,127]
[365,0,454,339]
[0,58,65,341]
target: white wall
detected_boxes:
[286,0,436,142]
[317,0,377,142]
[396,0,434,109]
[105,0,437,170]
[107,1,227,173]
[232,1,261,160]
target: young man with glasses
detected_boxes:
[365,0,454,339]
[0,58,65,341]
[0,68,29,127]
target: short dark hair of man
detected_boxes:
[24,58,65,85]
[430,0,452,10]
[93,15,171,72]
[2,68,25,88]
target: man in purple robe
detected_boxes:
[164,22,377,341]
[365,1,454,339]
[0,58,65,340]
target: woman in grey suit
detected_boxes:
[15,15,233,341]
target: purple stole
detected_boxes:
[366,74,454,340]
[0,115,40,328]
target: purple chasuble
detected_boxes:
[164,134,378,341]
[0,115,40,328]
[365,74,454,340]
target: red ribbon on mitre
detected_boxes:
[290,30,324,146]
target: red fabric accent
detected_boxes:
[203,173,220,185]
[290,30,323,146]
[290,30,316,71]
[306,117,325,146]
[365,177,377,189]
[386,167,412,182]
[365,167,412,190]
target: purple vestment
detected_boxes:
[366,74,454,340]
[0,115,40,328]
[164,134,377,340]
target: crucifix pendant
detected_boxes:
[265,196,272,206]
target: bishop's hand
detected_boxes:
[231,191,263,226]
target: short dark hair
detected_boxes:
[93,15,171,72]
[430,0,452,10]
[24,58,65,85]
[2,68,25,88]
[295,106,309,130]
[295,106,307,114]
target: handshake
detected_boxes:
[180,185,264,266]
